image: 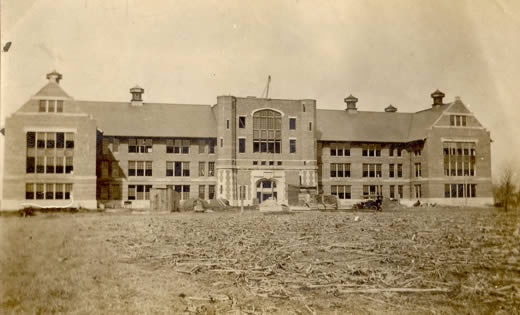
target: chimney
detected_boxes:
[344,94,358,113]
[46,70,62,84]
[431,89,445,108]
[385,104,397,112]
[130,85,144,106]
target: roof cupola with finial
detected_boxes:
[344,94,358,113]
[130,85,144,106]
[431,89,445,108]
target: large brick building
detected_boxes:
[1,71,493,210]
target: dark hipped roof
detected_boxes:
[317,103,449,143]
[77,101,216,138]
[34,82,71,98]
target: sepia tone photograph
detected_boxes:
[1,0,519,313]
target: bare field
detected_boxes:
[1,207,519,314]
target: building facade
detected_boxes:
[1,72,493,210]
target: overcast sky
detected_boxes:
[1,0,520,190]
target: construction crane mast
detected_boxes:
[260,75,271,98]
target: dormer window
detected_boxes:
[450,115,467,127]
[39,100,64,113]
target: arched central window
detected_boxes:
[253,109,281,153]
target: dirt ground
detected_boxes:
[1,207,519,314]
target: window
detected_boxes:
[101,161,109,177]
[26,183,71,200]
[277,161,282,166]
[253,161,258,165]
[303,104,306,112]
[389,147,394,157]
[199,185,205,199]
[207,185,215,200]
[261,161,266,165]
[443,142,476,177]
[362,144,380,157]
[269,161,274,166]
[39,100,46,112]
[389,164,395,178]
[111,161,119,177]
[26,132,76,175]
[331,185,351,199]
[129,161,136,176]
[414,149,422,156]
[415,163,422,177]
[56,157,64,173]
[102,138,109,155]
[57,100,64,112]
[100,184,109,200]
[65,157,73,173]
[390,185,395,199]
[415,184,422,198]
[330,143,350,156]
[174,185,190,200]
[290,139,296,153]
[397,164,403,177]
[198,140,206,154]
[239,116,246,128]
[330,163,350,178]
[128,138,152,153]
[363,185,383,198]
[128,185,152,200]
[450,115,468,127]
[289,118,296,130]
[239,138,246,153]
[55,184,64,199]
[196,161,205,177]
[253,110,282,153]
[112,137,120,153]
[445,183,477,198]
[208,162,215,176]
[110,184,121,200]
[65,133,74,148]
[47,100,55,113]
[26,183,34,199]
[227,120,230,129]
[220,138,223,148]
[398,185,403,199]
[129,161,152,177]
[146,161,153,176]
[167,161,189,177]
[362,164,382,178]
[309,122,312,131]
[209,139,216,154]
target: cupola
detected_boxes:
[344,94,358,113]
[130,85,144,106]
[431,89,445,108]
[46,70,62,84]
[385,104,397,112]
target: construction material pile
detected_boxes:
[106,208,520,313]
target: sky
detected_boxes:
[1,0,520,196]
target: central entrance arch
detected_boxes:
[256,179,277,203]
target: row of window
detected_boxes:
[27,132,75,149]
[126,184,216,201]
[329,143,424,158]
[450,115,467,127]
[331,184,405,200]
[38,100,64,113]
[25,183,72,200]
[27,156,74,174]
[444,184,477,198]
[236,115,310,131]
[250,139,297,153]
[253,161,283,166]
[125,138,217,154]
[443,142,477,177]
[124,161,216,177]
[330,163,407,178]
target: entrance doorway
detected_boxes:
[256,179,277,203]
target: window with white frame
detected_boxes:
[26,131,74,174]
[330,163,351,178]
[443,142,476,177]
[362,144,381,157]
[128,138,153,153]
[38,99,64,113]
[26,183,72,200]
[362,164,382,177]
[253,110,281,153]
[331,185,351,199]
[330,143,351,156]
[450,115,467,127]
